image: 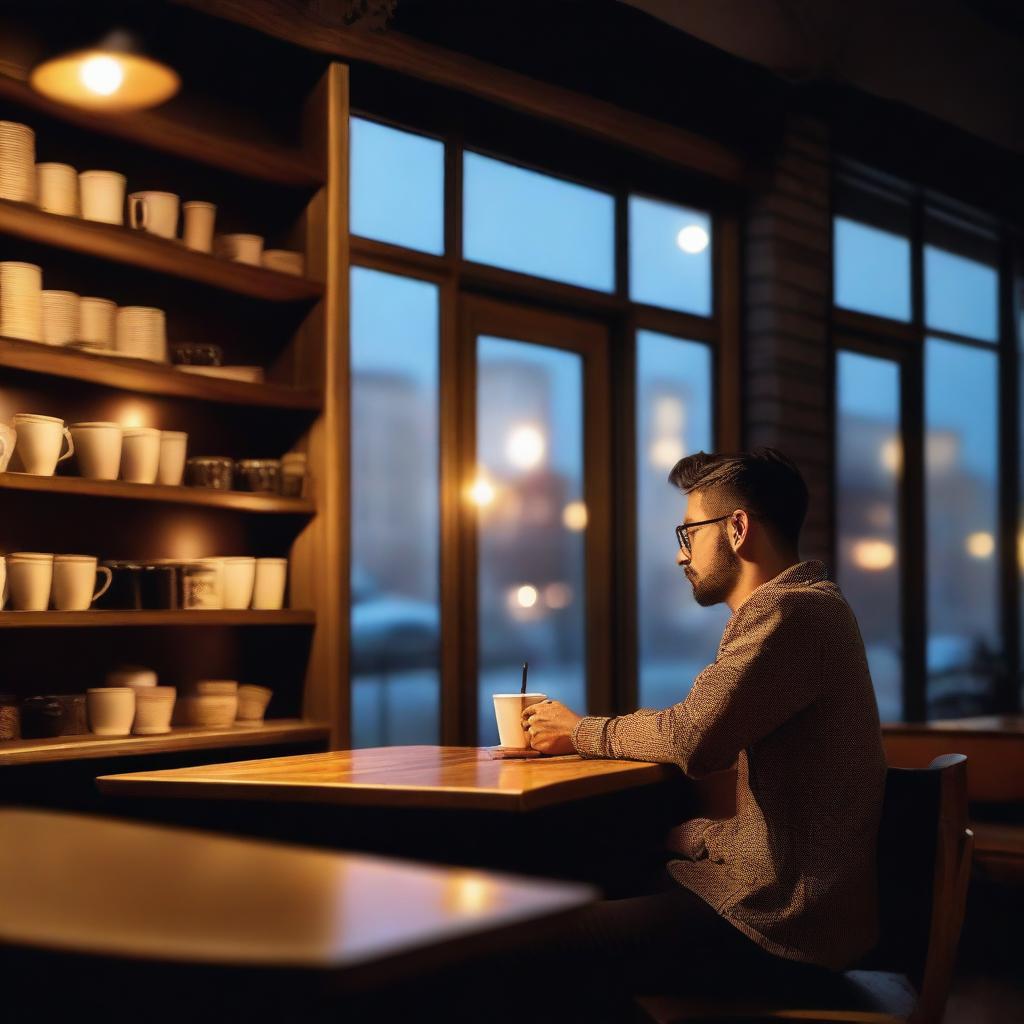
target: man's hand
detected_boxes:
[522,700,581,755]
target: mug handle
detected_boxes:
[129,195,148,230]
[57,426,74,464]
[92,565,113,603]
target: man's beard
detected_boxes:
[685,529,741,607]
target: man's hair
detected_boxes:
[668,448,808,550]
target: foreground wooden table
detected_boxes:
[0,807,593,988]
[97,744,677,811]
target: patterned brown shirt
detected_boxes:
[572,560,886,969]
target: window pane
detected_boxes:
[835,351,903,721]
[834,217,912,322]
[629,196,712,316]
[350,267,440,746]
[463,152,615,292]
[350,117,444,255]
[924,246,999,342]
[636,330,728,709]
[925,337,1000,717]
[476,336,586,744]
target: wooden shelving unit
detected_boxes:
[0,610,316,628]
[0,472,316,514]
[0,336,321,409]
[0,719,331,766]
[0,33,347,766]
[0,199,324,301]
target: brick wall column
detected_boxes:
[744,114,832,565]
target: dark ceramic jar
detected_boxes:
[234,458,281,493]
[20,696,65,739]
[185,456,234,490]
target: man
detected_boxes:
[522,448,887,997]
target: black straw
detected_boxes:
[520,661,529,695]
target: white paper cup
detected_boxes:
[6,552,53,611]
[222,556,256,610]
[120,427,160,484]
[10,413,73,475]
[87,687,136,736]
[493,693,548,749]
[71,421,122,480]
[51,554,112,611]
[79,170,125,225]
[252,557,287,609]
[36,162,78,216]
[182,201,216,252]
[157,430,188,486]
[132,686,176,735]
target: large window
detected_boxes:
[833,173,1012,721]
[349,114,724,744]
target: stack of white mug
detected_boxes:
[1,552,111,611]
[198,556,289,610]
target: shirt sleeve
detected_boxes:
[571,594,821,778]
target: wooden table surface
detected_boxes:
[0,808,593,980]
[97,744,677,811]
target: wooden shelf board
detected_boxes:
[0,199,323,301]
[0,69,323,189]
[0,719,330,766]
[0,610,315,628]
[0,337,321,409]
[0,472,315,514]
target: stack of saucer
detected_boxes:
[76,296,116,352]
[41,290,79,346]
[0,121,35,203]
[262,249,305,276]
[0,261,42,341]
[115,305,167,362]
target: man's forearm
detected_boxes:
[571,706,701,769]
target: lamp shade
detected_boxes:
[29,29,179,113]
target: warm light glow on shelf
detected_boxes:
[966,531,994,559]
[506,424,546,470]
[562,501,588,531]
[851,539,896,571]
[467,476,495,507]
[676,224,710,254]
[117,403,150,429]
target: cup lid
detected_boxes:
[493,693,548,699]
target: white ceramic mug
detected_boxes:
[493,693,548,749]
[78,296,116,349]
[236,684,273,722]
[0,422,16,473]
[51,554,113,611]
[10,413,74,475]
[214,233,263,266]
[70,422,123,480]
[35,162,78,216]
[6,552,53,611]
[222,556,256,610]
[120,427,160,484]
[132,686,176,735]
[79,170,125,225]
[182,201,216,252]
[87,687,136,736]
[128,190,179,240]
[115,305,167,362]
[252,558,287,610]
[157,430,188,486]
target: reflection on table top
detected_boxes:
[97,744,678,811]
[0,808,594,979]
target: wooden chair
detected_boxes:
[635,753,974,1024]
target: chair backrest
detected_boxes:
[869,753,973,1024]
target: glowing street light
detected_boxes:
[676,224,710,254]
[506,424,546,470]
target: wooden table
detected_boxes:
[97,744,677,811]
[0,807,594,1013]
[97,747,688,894]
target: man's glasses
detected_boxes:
[675,514,734,554]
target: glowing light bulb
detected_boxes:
[506,424,546,470]
[851,539,896,571]
[80,55,124,96]
[516,585,538,609]
[676,224,709,254]
[562,501,588,531]
[468,477,495,506]
[966,532,994,559]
